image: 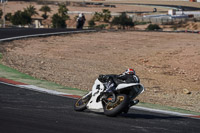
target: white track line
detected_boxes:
[131,106,198,118]
[18,85,69,96]
[0,30,96,42]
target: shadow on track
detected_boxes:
[80,110,185,120]
[120,113,185,120]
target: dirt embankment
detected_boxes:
[1,31,200,112]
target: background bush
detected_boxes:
[0,9,3,19]
[52,13,66,28]
[111,12,134,29]
[146,24,162,31]
[11,11,31,25]
[88,19,95,28]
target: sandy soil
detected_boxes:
[1,31,200,112]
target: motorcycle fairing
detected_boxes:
[86,79,104,112]
[116,83,145,99]
[86,79,145,112]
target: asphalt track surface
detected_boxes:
[0,83,200,133]
[0,28,86,40]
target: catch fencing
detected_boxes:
[131,15,200,24]
[133,16,200,24]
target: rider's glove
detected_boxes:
[98,75,109,82]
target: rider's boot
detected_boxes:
[130,99,139,107]
[122,99,139,114]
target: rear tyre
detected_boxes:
[103,94,129,117]
[74,92,91,111]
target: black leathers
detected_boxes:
[98,74,140,86]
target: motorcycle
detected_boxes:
[76,15,85,29]
[74,74,145,117]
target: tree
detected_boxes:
[24,5,38,17]
[58,4,69,20]
[111,12,134,29]
[92,9,111,23]
[0,9,3,19]
[5,13,12,21]
[40,5,51,19]
[93,12,103,22]
[51,4,70,28]
[11,10,31,26]
[52,13,66,28]
[102,9,111,22]
[88,19,95,28]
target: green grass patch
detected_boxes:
[0,53,2,59]
[0,64,34,79]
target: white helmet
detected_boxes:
[79,13,83,17]
[123,68,135,75]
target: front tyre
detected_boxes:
[103,94,129,117]
[74,92,91,111]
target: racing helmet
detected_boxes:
[78,13,83,17]
[123,68,135,75]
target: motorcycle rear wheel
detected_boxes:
[74,92,91,111]
[103,94,129,117]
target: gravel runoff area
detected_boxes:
[1,31,200,112]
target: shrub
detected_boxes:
[58,4,69,20]
[11,11,31,26]
[92,9,111,23]
[88,19,95,28]
[0,9,3,19]
[102,9,111,22]
[5,13,12,21]
[96,24,109,29]
[93,12,103,22]
[111,12,134,29]
[52,13,66,28]
[146,24,161,31]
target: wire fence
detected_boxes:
[131,15,200,24]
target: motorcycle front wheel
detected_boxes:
[103,94,129,117]
[74,92,91,111]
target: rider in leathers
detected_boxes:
[98,69,140,106]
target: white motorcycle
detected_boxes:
[74,74,145,117]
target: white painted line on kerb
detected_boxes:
[0,81,71,97]
[0,30,96,42]
[131,106,199,118]
[17,85,69,96]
